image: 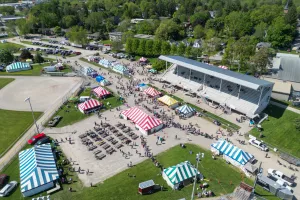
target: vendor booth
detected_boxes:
[157,95,179,108]
[211,140,254,175]
[100,79,111,86]
[99,59,112,68]
[138,180,155,195]
[143,87,162,98]
[113,64,129,75]
[93,86,111,98]
[163,161,202,190]
[78,99,102,114]
[95,75,105,83]
[121,107,163,135]
[6,62,31,73]
[138,83,149,91]
[176,104,195,118]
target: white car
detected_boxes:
[268,169,295,186]
[248,138,268,151]
[0,181,17,197]
[276,179,293,193]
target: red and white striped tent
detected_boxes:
[218,65,228,70]
[78,99,102,113]
[121,107,163,135]
[93,86,111,98]
[143,87,162,98]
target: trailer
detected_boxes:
[138,180,155,195]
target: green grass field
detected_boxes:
[0,143,277,200]
[0,42,24,53]
[0,109,42,156]
[0,78,14,89]
[0,63,50,76]
[250,105,300,157]
[52,88,123,127]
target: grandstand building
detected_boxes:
[159,56,274,118]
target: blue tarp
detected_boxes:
[211,140,253,165]
[96,75,105,82]
[138,83,147,87]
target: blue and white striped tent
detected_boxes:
[162,161,201,189]
[211,140,253,166]
[113,64,129,75]
[176,104,195,117]
[6,62,31,73]
[19,144,59,197]
[98,59,112,68]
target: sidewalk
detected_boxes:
[270,101,300,114]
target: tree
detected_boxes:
[254,22,267,41]
[161,41,171,55]
[19,49,33,60]
[250,5,282,25]
[123,2,140,19]
[152,40,162,56]
[16,19,31,35]
[155,19,184,40]
[224,11,252,38]
[85,12,104,32]
[0,6,15,15]
[137,40,146,55]
[193,25,205,39]
[266,16,295,48]
[285,3,298,27]
[66,26,88,45]
[170,44,177,55]
[250,47,269,75]
[177,43,186,56]
[125,38,134,54]
[112,41,123,52]
[145,40,154,56]
[233,36,256,72]
[132,39,140,54]
[53,26,62,36]
[152,60,165,71]
[190,47,202,59]
[62,15,77,28]
[185,46,192,58]
[135,21,156,35]
[34,52,44,63]
[189,12,210,26]
[0,50,14,65]
[122,31,134,44]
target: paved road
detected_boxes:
[3,37,300,198]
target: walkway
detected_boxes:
[270,100,300,114]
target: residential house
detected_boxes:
[209,11,216,18]
[193,39,202,48]
[256,42,271,51]
[108,32,123,42]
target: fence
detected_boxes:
[0,79,84,171]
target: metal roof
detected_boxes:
[277,57,300,83]
[139,180,155,189]
[159,55,273,90]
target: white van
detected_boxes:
[79,96,90,103]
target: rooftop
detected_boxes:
[159,55,273,90]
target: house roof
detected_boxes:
[277,57,300,83]
[159,55,273,90]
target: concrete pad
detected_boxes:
[0,76,82,111]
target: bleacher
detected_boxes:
[159,55,274,118]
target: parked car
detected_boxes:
[0,181,17,197]
[73,52,81,55]
[27,133,46,145]
[35,136,51,146]
[248,137,268,151]
[0,175,8,189]
[48,116,62,127]
[268,169,295,186]
[276,179,293,193]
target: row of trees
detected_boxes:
[125,38,201,58]
[0,49,44,66]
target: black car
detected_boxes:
[35,136,51,146]
[0,175,8,189]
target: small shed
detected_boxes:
[138,180,155,195]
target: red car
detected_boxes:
[73,52,81,55]
[27,133,46,145]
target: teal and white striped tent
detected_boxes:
[6,62,31,73]
[112,64,129,75]
[162,161,202,189]
[176,104,196,117]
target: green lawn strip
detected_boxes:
[0,42,25,53]
[148,84,240,131]
[79,57,130,79]
[0,78,14,89]
[0,109,42,156]
[249,105,300,158]
[270,98,300,111]
[0,63,55,76]
[52,88,123,128]
[0,144,278,200]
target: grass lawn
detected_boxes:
[250,105,300,157]
[134,56,158,64]
[79,58,130,79]
[0,109,42,156]
[0,78,14,89]
[52,88,123,127]
[0,144,277,200]
[0,63,50,76]
[148,84,240,131]
[0,42,24,53]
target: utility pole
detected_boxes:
[191,153,204,200]
[252,162,262,194]
[24,97,40,133]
